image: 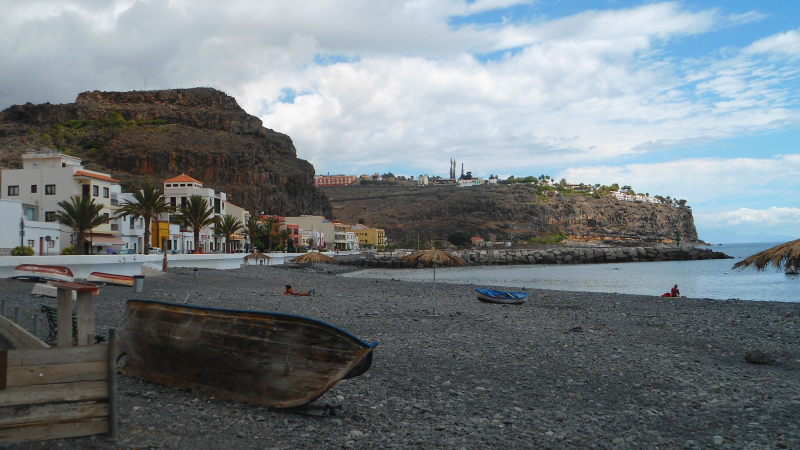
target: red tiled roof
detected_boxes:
[165,174,203,184]
[73,170,120,183]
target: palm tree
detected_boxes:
[55,197,109,255]
[213,214,243,253]
[262,216,280,252]
[277,229,290,251]
[242,217,264,252]
[115,180,173,255]
[176,195,217,253]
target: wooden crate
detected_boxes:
[0,335,117,444]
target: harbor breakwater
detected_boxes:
[339,245,732,268]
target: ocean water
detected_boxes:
[343,243,799,303]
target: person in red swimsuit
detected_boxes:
[283,285,314,296]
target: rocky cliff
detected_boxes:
[324,184,700,245]
[0,88,330,216]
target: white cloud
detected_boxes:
[745,28,800,57]
[696,207,800,227]
[0,1,798,181]
[557,155,800,204]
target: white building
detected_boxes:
[299,229,325,249]
[163,174,228,252]
[417,175,429,186]
[1,148,124,254]
[113,192,147,253]
[457,178,483,187]
[284,216,333,250]
[0,199,71,255]
[345,231,359,251]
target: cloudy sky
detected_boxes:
[1,0,799,242]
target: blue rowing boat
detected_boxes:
[475,288,529,305]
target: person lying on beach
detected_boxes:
[283,285,314,296]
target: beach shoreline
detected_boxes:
[3,264,799,449]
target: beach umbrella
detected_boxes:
[243,251,270,265]
[732,239,800,272]
[292,252,338,264]
[403,248,466,316]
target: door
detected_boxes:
[39,237,44,256]
[82,184,90,199]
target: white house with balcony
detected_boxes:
[0,199,71,255]
[163,174,228,252]
[1,148,124,254]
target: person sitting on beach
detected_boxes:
[283,285,314,296]
[671,284,681,298]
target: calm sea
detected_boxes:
[344,243,799,303]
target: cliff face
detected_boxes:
[324,184,699,245]
[0,88,330,216]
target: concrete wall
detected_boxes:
[0,254,162,279]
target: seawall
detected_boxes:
[339,245,731,268]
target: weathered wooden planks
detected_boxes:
[0,417,108,444]
[0,340,116,444]
[0,381,108,407]
[0,315,49,350]
[0,401,108,426]
[6,361,107,388]
[118,299,377,409]
[6,344,105,368]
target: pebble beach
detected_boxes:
[3,264,799,450]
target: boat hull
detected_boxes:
[11,264,74,282]
[118,300,377,409]
[87,272,134,286]
[475,288,528,305]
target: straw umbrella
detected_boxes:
[292,252,338,264]
[732,239,800,273]
[243,251,270,266]
[403,248,466,316]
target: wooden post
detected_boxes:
[76,291,94,346]
[107,328,118,440]
[56,288,72,348]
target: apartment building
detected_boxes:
[163,174,228,252]
[348,224,386,249]
[1,149,124,253]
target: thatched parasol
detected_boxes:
[732,239,800,272]
[292,252,338,264]
[403,249,466,316]
[243,251,270,265]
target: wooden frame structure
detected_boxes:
[0,282,117,444]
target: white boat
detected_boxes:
[12,264,74,282]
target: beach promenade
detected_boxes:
[2,264,798,449]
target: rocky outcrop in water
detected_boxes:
[0,88,330,216]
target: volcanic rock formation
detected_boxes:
[0,88,330,216]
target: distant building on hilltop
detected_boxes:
[315,175,357,187]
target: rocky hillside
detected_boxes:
[0,88,330,216]
[324,184,700,245]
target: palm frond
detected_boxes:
[733,239,800,271]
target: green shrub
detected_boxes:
[297,247,308,253]
[11,246,34,256]
[103,112,126,128]
[61,245,77,255]
[448,231,470,246]
[65,119,92,129]
[529,232,568,245]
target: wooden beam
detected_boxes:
[0,315,48,350]
[0,401,108,427]
[7,345,106,368]
[107,328,118,440]
[75,291,94,347]
[0,417,108,444]
[6,362,106,388]
[0,381,107,407]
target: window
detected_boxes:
[7,185,19,196]
[92,185,99,197]
[26,208,35,220]
[103,187,109,198]
[45,211,56,222]
[130,217,135,230]
[45,185,55,195]
[110,224,119,231]
[27,240,34,248]
[170,197,176,207]
[30,185,37,193]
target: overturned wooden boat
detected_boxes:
[11,264,74,282]
[87,271,134,286]
[476,288,529,305]
[118,299,378,409]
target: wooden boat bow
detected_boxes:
[117,300,377,409]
